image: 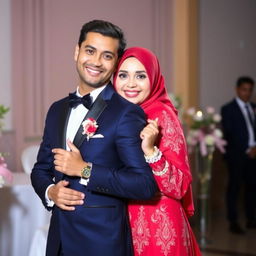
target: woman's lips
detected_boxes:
[123,90,140,98]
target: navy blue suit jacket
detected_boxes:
[221,99,256,160]
[31,84,157,256]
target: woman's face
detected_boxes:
[115,57,151,105]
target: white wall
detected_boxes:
[199,0,256,112]
[0,0,12,130]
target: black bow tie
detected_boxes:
[68,93,92,109]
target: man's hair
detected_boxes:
[78,20,126,58]
[236,76,255,88]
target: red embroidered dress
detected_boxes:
[114,47,201,256]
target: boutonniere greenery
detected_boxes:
[82,118,98,141]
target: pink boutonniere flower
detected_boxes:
[82,118,98,141]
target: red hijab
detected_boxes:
[113,47,194,216]
[113,47,177,114]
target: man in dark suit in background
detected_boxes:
[221,76,256,234]
[31,20,157,256]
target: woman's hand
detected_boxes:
[140,118,159,156]
[52,140,87,176]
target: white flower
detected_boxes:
[213,113,221,122]
[193,111,203,121]
[204,134,215,146]
[82,118,98,141]
[213,128,223,138]
[206,106,215,114]
[187,107,196,116]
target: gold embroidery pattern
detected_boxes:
[161,165,184,198]
[132,206,151,255]
[151,205,176,256]
[161,110,184,154]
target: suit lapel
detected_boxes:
[58,98,71,148]
[73,93,108,148]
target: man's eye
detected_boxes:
[85,49,94,55]
[104,54,113,60]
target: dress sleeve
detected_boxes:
[149,154,191,200]
[148,108,192,200]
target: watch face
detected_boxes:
[82,167,91,179]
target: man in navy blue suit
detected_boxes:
[31,20,157,256]
[221,76,256,234]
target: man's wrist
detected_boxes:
[81,162,92,179]
[45,184,55,207]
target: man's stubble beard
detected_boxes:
[77,67,111,89]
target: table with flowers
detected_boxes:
[185,106,226,247]
[0,172,50,256]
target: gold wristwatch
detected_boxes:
[81,162,92,179]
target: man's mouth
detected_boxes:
[85,66,103,76]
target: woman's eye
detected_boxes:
[137,74,147,79]
[118,73,127,79]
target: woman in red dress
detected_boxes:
[113,47,201,256]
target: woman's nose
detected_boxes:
[126,78,136,88]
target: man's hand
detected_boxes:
[52,140,87,176]
[48,180,85,211]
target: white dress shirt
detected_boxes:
[45,85,106,206]
[236,97,256,149]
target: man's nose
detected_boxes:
[91,54,102,66]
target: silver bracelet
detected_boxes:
[152,161,169,176]
[144,146,162,163]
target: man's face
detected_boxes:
[74,32,119,91]
[236,83,254,102]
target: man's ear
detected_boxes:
[74,44,79,61]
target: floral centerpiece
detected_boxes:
[185,106,226,247]
[0,104,12,187]
[185,106,226,156]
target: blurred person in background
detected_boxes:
[221,76,256,234]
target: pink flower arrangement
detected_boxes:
[0,104,12,187]
[185,107,227,156]
[82,118,98,141]
[0,155,13,187]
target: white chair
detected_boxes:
[21,144,50,255]
[21,145,40,174]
